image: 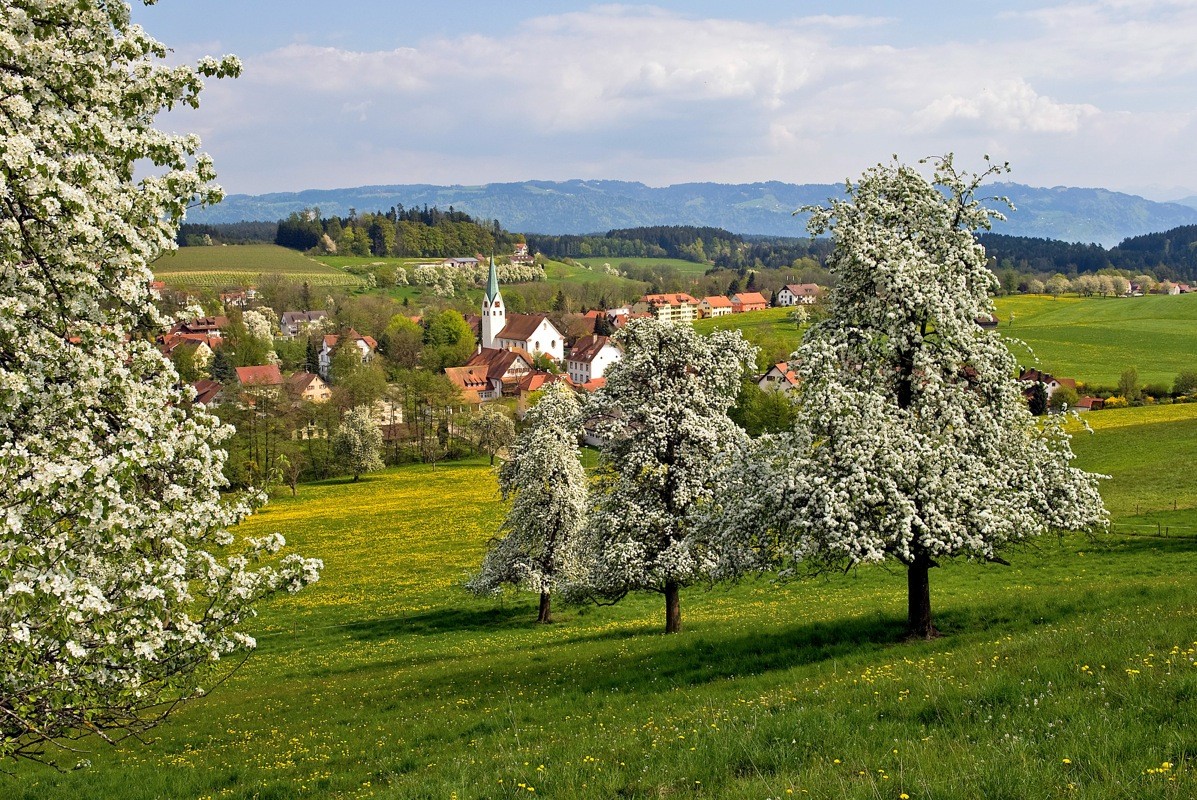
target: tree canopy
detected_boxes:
[0,0,320,762]
[721,156,1106,639]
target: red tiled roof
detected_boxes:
[578,377,607,392]
[702,295,733,307]
[567,335,615,364]
[640,293,698,306]
[286,371,325,393]
[235,364,283,386]
[784,283,820,297]
[192,379,223,404]
[732,292,768,306]
[467,347,533,382]
[496,313,558,343]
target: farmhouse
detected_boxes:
[1019,368,1077,398]
[776,283,821,306]
[758,362,799,393]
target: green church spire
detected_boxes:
[485,255,500,303]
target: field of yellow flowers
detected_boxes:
[11,406,1197,799]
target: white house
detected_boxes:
[776,283,822,306]
[699,296,733,318]
[758,362,799,393]
[318,328,377,379]
[566,335,621,385]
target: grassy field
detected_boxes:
[993,293,1197,387]
[11,405,1197,799]
[694,307,804,369]
[576,256,713,277]
[153,245,363,288]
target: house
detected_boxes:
[698,296,734,318]
[286,371,331,404]
[776,284,821,306]
[220,288,257,309]
[1075,396,1105,412]
[511,242,534,264]
[280,310,328,338]
[318,328,378,379]
[515,371,571,418]
[235,364,283,390]
[758,362,799,393]
[158,333,216,370]
[191,379,224,405]
[444,364,496,404]
[172,316,228,338]
[466,347,535,397]
[632,293,699,324]
[148,280,166,300]
[1019,368,1077,398]
[442,257,480,269]
[565,335,621,386]
[731,291,768,313]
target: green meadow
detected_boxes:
[993,294,1197,387]
[693,307,804,369]
[153,244,362,288]
[11,404,1197,799]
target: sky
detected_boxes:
[130,1,1197,200]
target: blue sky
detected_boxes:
[132,1,1197,199]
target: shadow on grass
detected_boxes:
[342,604,536,639]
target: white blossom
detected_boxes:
[466,385,588,623]
[716,156,1105,638]
[0,0,321,762]
[582,318,756,632]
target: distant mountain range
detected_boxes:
[189,180,1197,247]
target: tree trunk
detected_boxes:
[537,592,552,624]
[906,556,938,639]
[664,581,681,634]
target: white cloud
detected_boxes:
[917,80,1100,134]
[167,3,1197,195]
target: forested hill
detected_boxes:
[980,225,1197,280]
[186,179,1197,246]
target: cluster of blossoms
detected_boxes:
[410,262,545,297]
[0,0,320,760]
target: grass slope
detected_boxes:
[12,407,1197,799]
[154,245,362,288]
[993,293,1197,387]
[694,307,803,369]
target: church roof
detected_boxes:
[485,256,500,303]
[496,313,558,343]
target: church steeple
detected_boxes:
[481,255,504,350]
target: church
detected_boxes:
[480,258,565,362]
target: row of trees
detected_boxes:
[275,207,525,258]
[470,159,1107,641]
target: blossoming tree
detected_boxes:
[332,407,385,481]
[467,384,588,623]
[585,318,756,633]
[728,156,1106,639]
[0,1,321,761]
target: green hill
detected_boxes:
[152,244,362,288]
[12,406,1197,798]
[993,293,1197,387]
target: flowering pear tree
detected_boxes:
[726,156,1105,639]
[0,1,321,762]
[467,384,588,623]
[585,318,756,633]
[332,407,385,481]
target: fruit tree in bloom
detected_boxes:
[723,156,1106,639]
[585,318,756,633]
[0,0,321,762]
[467,383,588,624]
